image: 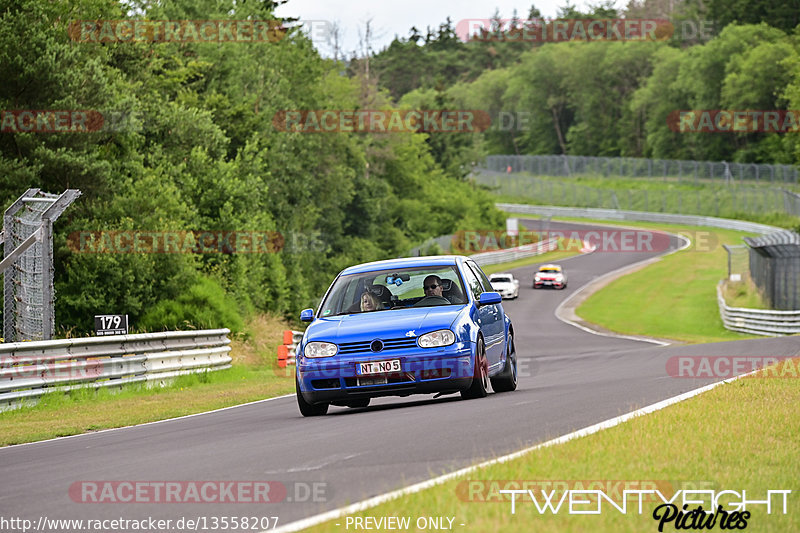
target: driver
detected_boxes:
[423,275,446,300]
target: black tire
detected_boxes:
[296,377,328,416]
[346,398,370,408]
[491,331,518,393]
[461,336,488,399]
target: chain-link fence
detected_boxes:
[722,245,750,282]
[3,189,80,342]
[3,194,51,341]
[745,232,800,310]
[474,170,800,218]
[484,154,799,184]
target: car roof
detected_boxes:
[490,272,513,278]
[340,255,467,275]
[538,264,562,271]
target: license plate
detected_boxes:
[356,359,401,376]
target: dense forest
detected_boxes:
[1,0,798,335]
[367,0,800,166]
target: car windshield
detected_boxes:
[491,276,512,283]
[319,265,468,317]
[539,268,560,273]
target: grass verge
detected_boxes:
[304,360,800,533]
[722,275,769,310]
[0,314,295,447]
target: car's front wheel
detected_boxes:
[491,331,518,392]
[296,377,329,416]
[461,337,488,399]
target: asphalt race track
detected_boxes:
[1,221,798,531]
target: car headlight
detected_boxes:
[554,274,564,281]
[417,329,455,348]
[534,274,542,280]
[304,341,338,358]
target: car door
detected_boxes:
[464,261,504,370]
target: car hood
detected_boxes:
[491,282,515,289]
[307,305,467,342]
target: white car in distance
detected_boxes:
[489,273,519,299]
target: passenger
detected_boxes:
[360,290,381,312]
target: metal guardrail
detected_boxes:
[0,329,231,410]
[717,282,800,336]
[470,236,559,266]
[497,204,782,235]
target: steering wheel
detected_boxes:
[413,295,451,307]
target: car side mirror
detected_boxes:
[478,292,502,306]
[300,308,315,322]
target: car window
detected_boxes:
[467,261,494,293]
[540,267,560,273]
[319,265,468,315]
[461,263,483,300]
[491,276,511,283]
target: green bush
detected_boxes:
[139,276,245,334]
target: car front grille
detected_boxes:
[337,337,418,355]
[311,379,340,389]
[344,372,416,387]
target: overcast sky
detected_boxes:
[275,0,614,57]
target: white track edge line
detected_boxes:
[269,371,749,533]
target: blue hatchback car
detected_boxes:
[295,255,518,416]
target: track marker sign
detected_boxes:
[94,314,128,336]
